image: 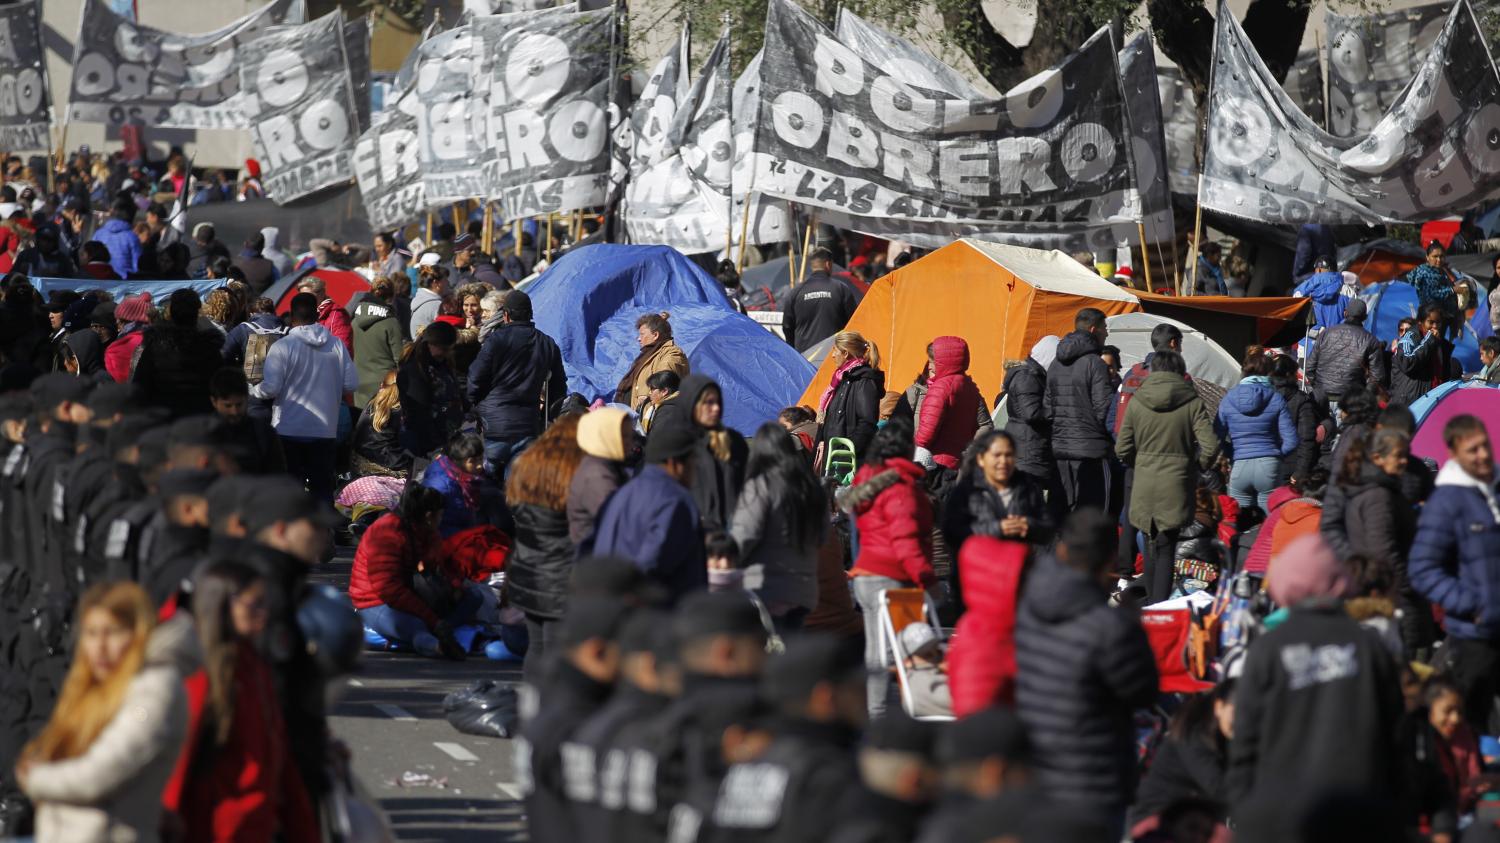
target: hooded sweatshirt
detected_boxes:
[351,299,404,407]
[567,409,631,544]
[1295,271,1350,331]
[1116,371,1218,533]
[409,287,443,338]
[914,336,982,469]
[65,329,112,382]
[1215,375,1298,460]
[260,226,294,278]
[250,323,359,439]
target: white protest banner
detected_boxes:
[354,90,426,231]
[0,0,50,151]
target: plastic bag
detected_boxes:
[442,679,520,739]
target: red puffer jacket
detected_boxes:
[349,513,441,628]
[948,536,1028,716]
[915,336,981,469]
[318,298,354,356]
[852,457,936,587]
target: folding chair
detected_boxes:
[824,436,857,486]
[877,587,954,722]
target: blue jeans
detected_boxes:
[1229,455,1281,511]
[483,436,534,480]
[358,583,484,657]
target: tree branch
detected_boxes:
[934,0,1026,91]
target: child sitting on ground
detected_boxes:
[1174,484,1223,595]
[899,622,953,718]
[1400,677,1484,840]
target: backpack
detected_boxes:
[243,331,277,385]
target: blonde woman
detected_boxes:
[352,370,412,477]
[815,330,884,466]
[18,582,190,843]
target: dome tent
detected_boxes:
[1104,311,1242,391]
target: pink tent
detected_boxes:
[1410,382,1500,466]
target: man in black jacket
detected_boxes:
[1044,308,1115,514]
[782,248,858,353]
[1014,510,1158,840]
[520,595,629,843]
[466,290,567,474]
[1306,297,1386,406]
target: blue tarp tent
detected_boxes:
[30,277,222,298]
[1360,280,1487,373]
[528,244,816,434]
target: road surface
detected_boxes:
[317,553,529,842]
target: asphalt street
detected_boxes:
[316,552,529,842]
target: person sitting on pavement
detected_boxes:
[420,431,504,539]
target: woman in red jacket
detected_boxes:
[349,483,478,659]
[844,417,935,717]
[914,336,983,470]
[183,561,319,843]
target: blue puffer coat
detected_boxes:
[1295,271,1349,331]
[1214,376,1298,461]
[1409,460,1500,641]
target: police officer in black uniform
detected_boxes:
[611,591,768,843]
[699,633,866,843]
[51,385,147,591]
[827,713,939,843]
[144,467,219,607]
[564,608,677,840]
[915,707,1052,843]
[519,595,630,843]
[781,248,859,353]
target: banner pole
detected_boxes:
[545,213,554,262]
[1137,222,1153,293]
[515,219,523,258]
[797,214,816,281]
[482,204,493,255]
[425,211,434,246]
[1187,173,1204,297]
[785,202,799,290]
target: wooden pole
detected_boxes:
[545,213,554,262]
[734,193,755,273]
[482,204,494,256]
[1137,222,1154,293]
[1187,173,1205,297]
[785,202,799,290]
[797,214,816,282]
[514,219,523,258]
[425,211,434,246]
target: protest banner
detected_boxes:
[0,0,50,151]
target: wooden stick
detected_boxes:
[785,202,799,289]
[797,214,816,281]
[514,219,523,258]
[1187,173,1205,297]
[425,211,434,245]
[482,204,494,255]
[545,213,554,262]
[1137,221,1154,293]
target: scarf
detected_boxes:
[616,339,667,403]
[818,358,864,418]
[439,456,479,513]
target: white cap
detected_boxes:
[900,623,939,655]
[418,252,441,267]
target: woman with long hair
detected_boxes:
[1214,349,1298,511]
[614,312,690,412]
[183,562,317,842]
[837,418,934,716]
[18,582,189,842]
[816,330,884,469]
[452,282,488,377]
[1129,679,1236,831]
[504,413,586,686]
[397,321,463,458]
[730,422,828,632]
[1405,241,1459,334]
[351,370,412,477]
[941,429,1053,576]
[652,374,749,532]
[420,431,504,537]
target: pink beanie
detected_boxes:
[114,292,152,324]
[1267,534,1352,606]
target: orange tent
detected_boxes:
[1135,291,1312,352]
[798,240,1140,407]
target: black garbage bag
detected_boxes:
[442,679,520,739]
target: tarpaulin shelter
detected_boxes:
[1336,238,1424,287]
[264,266,372,316]
[1409,381,1500,466]
[1360,280,1489,373]
[1134,290,1311,356]
[1104,312,1241,390]
[797,240,1140,408]
[528,244,815,435]
[29,277,222,299]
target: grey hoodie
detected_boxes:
[261,226,294,278]
[409,287,443,338]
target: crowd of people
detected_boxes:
[0,143,1496,843]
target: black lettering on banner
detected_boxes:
[0,0,50,150]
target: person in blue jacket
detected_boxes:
[586,424,706,604]
[1293,257,1350,333]
[1408,415,1500,730]
[1214,350,1298,511]
[92,196,142,280]
[420,431,506,538]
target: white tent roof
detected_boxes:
[962,239,1140,302]
[1104,311,1242,390]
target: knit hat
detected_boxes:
[1030,335,1061,369]
[1344,298,1368,321]
[1267,534,1352,606]
[115,292,152,324]
[577,408,629,461]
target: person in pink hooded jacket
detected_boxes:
[915,336,983,469]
